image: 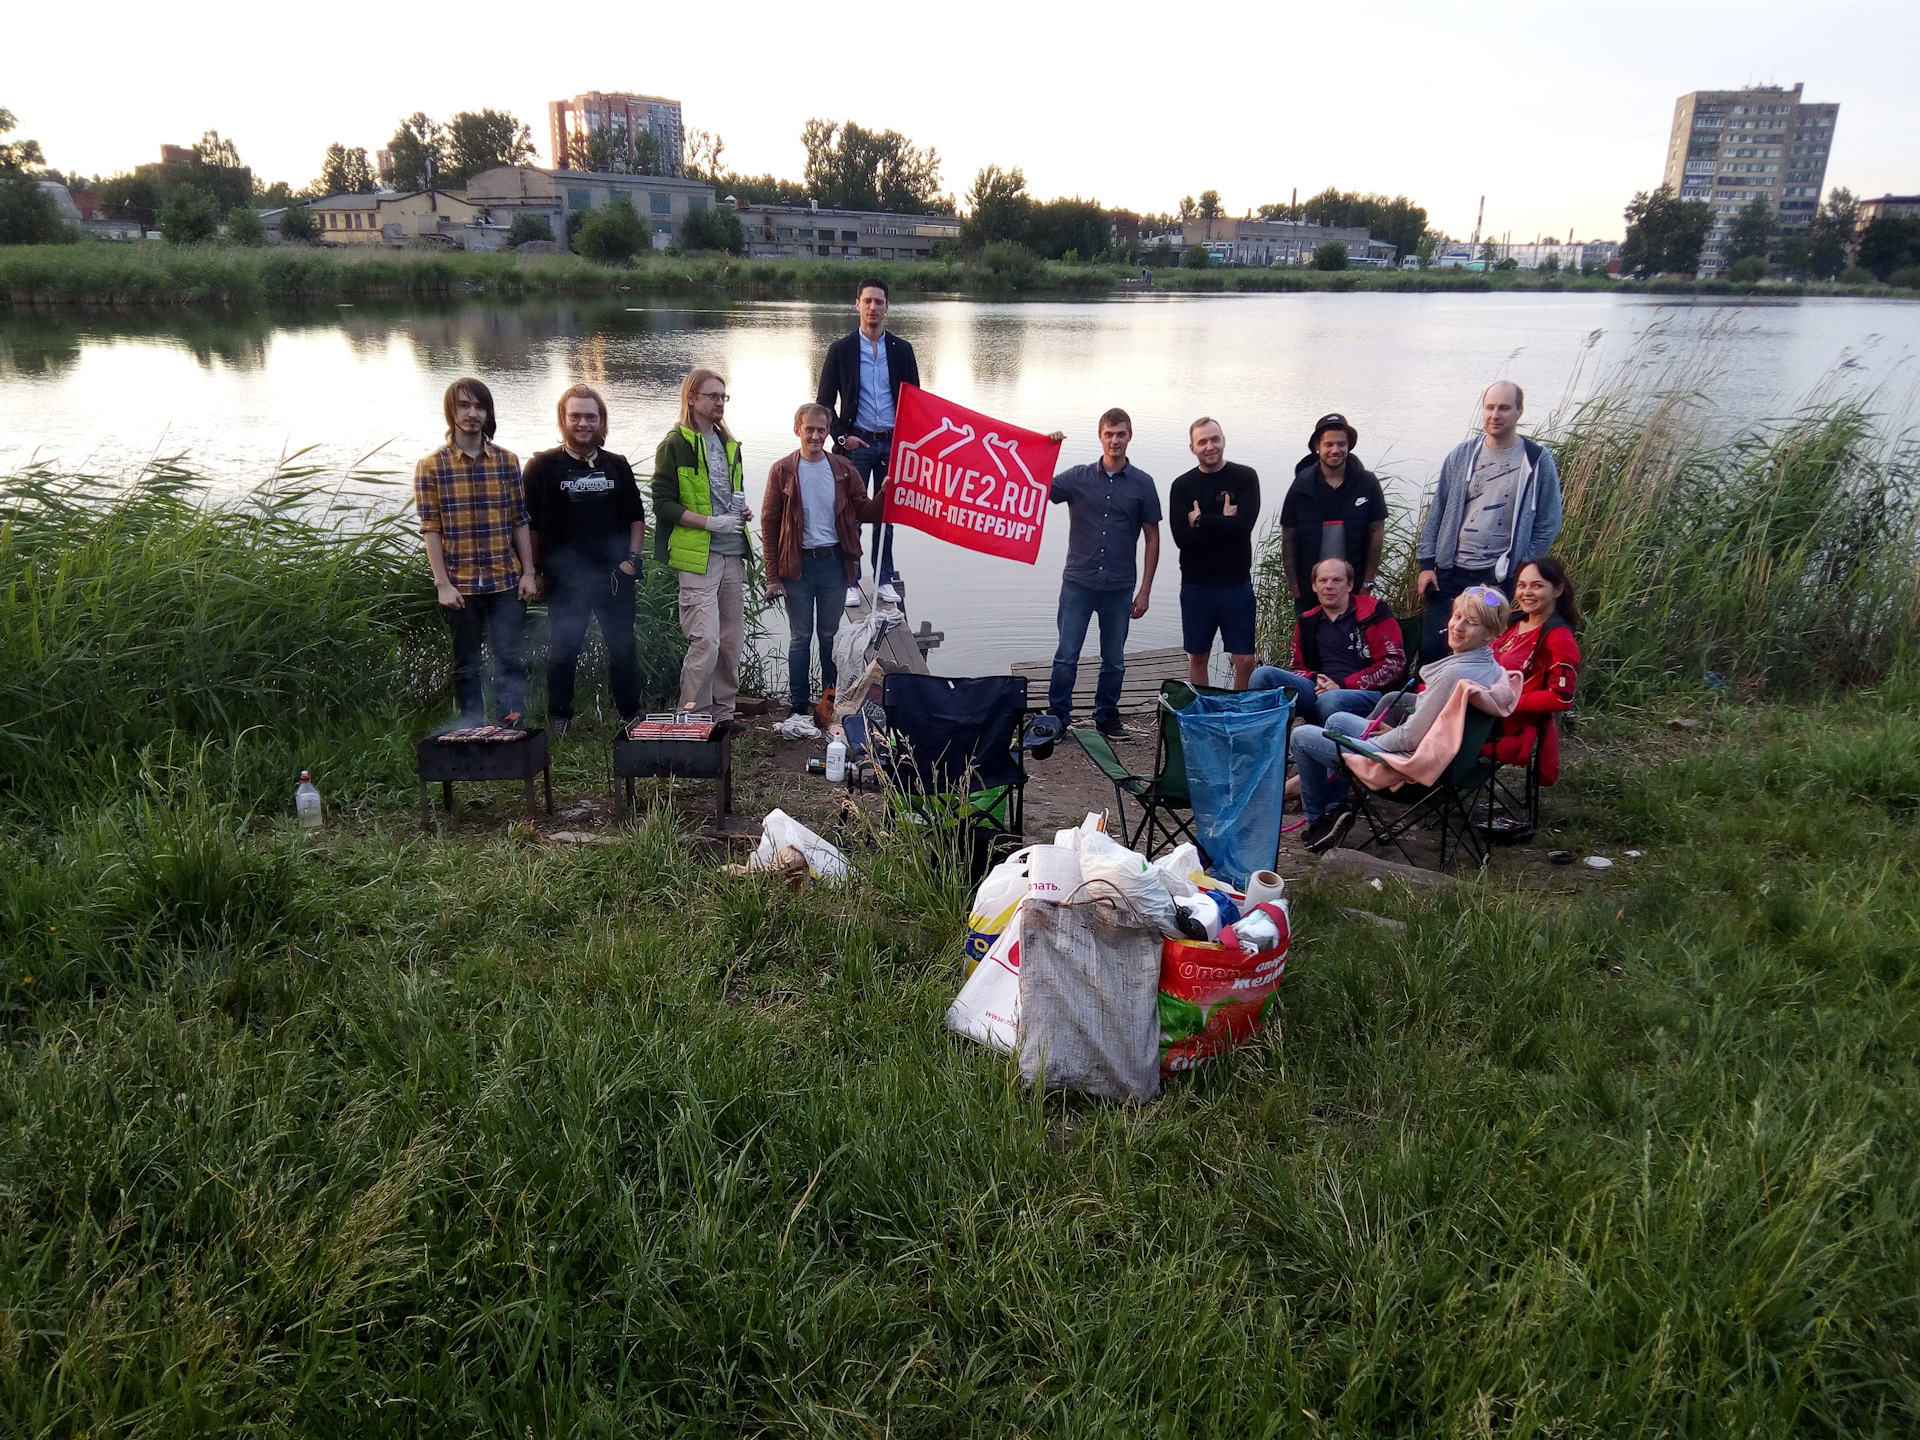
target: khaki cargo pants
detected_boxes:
[676,552,746,720]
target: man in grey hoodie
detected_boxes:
[1414,381,1562,662]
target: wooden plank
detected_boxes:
[845,579,930,675]
[1009,645,1191,713]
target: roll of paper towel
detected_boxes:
[1244,869,1286,908]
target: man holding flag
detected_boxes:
[1044,408,1161,741]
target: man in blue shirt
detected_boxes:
[816,277,920,606]
[1046,407,1162,740]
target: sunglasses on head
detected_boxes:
[1461,586,1506,606]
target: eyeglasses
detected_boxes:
[700,391,730,403]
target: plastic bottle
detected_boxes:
[295,771,324,830]
[824,737,847,783]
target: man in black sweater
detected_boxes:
[1278,412,1388,616]
[524,384,646,735]
[1168,416,1262,689]
[815,277,920,605]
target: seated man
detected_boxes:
[1250,556,1406,723]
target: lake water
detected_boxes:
[4,291,1918,671]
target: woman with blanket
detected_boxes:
[1489,557,1582,783]
[1295,586,1513,852]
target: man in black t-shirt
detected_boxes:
[1168,417,1262,689]
[1278,412,1389,616]
[524,384,646,734]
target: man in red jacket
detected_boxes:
[1250,556,1406,722]
[760,403,888,718]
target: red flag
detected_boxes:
[883,384,1061,565]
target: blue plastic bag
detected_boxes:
[1174,689,1293,888]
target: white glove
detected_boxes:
[705,512,744,536]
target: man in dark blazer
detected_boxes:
[816,277,920,605]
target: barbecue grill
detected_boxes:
[417,728,553,831]
[613,726,733,825]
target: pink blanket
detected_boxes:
[1341,672,1522,791]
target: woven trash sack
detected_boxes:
[1157,899,1290,1074]
[1017,887,1164,1103]
[1172,687,1293,889]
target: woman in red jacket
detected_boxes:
[1490,556,1581,783]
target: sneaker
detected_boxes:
[1094,718,1133,742]
[550,716,571,739]
[876,582,901,606]
[1303,805,1356,854]
[845,584,864,608]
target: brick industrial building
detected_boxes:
[1661,82,1838,275]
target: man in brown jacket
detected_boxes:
[761,402,888,717]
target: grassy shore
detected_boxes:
[3,386,1919,1430]
[5,239,1919,308]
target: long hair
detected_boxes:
[677,368,733,443]
[1520,555,1581,631]
[443,377,497,441]
[555,383,609,447]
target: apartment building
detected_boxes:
[1859,195,1920,224]
[733,201,961,261]
[548,92,684,177]
[1661,82,1838,274]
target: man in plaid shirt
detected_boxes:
[416,377,539,725]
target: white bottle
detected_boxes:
[295,771,324,830]
[824,738,847,783]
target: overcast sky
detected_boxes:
[10,0,1915,241]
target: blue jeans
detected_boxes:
[445,590,527,723]
[782,550,844,712]
[1050,582,1132,726]
[1291,710,1371,820]
[846,443,895,585]
[1249,666,1380,725]
[1420,564,1510,663]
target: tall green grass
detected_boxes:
[1258,380,1920,703]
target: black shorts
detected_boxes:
[1180,580,1257,655]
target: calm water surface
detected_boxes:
[4,292,1918,670]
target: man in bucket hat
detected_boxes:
[1278,412,1389,617]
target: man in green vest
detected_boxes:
[652,367,753,724]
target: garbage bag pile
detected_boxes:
[946,815,1290,1100]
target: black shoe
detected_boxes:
[1095,718,1133,742]
[550,716,571,739]
[1304,805,1355,854]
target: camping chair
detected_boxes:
[1068,680,1232,860]
[876,674,1028,879]
[1479,710,1561,845]
[1330,702,1502,872]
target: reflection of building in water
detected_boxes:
[1179,217,1397,268]
[1661,82,1839,275]
[728,200,961,261]
[548,92,684,177]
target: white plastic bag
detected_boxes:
[750,808,849,884]
[1153,842,1206,895]
[946,916,1022,1054]
[963,846,1033,976]
[1025,844,1083,901]
[1078,831,1184,939]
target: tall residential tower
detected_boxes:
[1661,83,1838,274]
[549,92,685,177]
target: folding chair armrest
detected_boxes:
[1070,726,1141,785]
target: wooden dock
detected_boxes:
[1009,646,1191,714]
[845,579,932,676]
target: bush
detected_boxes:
[680,204,744,255]
[224,206,265,247]
[1725,255,1769,282]
[1311,241,1348,271]
[1182,243,1211,270]
[278,203,315,242]
[158,186,220,244]
[0,173,68,245]
[507,211,553,247]
[1889,265,1920,291]
[573,197,648,262]
[1841,265,1877,286]
[978,239,1038,288]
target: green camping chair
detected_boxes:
[1330,702,1502,872]
[1068,679,1230,858]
